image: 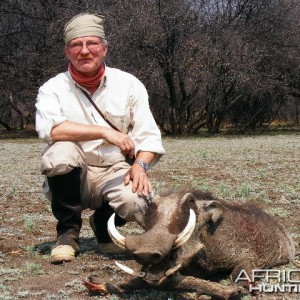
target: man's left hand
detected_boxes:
[124,164,152,197]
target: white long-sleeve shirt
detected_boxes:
[36,66,165,167]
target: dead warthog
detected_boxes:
[84,190,295,299]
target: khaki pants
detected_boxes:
[41,141,149,221]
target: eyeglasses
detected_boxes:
[67,41,102,52]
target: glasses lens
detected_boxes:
[86,41,100,50]
[68,41,100,51]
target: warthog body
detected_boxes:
[85,190,295,299]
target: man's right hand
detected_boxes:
[102,127,135,157]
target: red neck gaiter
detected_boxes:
[68,63,105,90]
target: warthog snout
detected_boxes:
[132,250,163,264]
[125,230,178,265]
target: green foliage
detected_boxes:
[17,290,30,298]
[236,182,251,198]
[219,279,231,286]
[64,279,86,292]
[259,190,272,204]
[26,245,37,257]
[266,207,291,218]
[22,215,35,232]
[23,262,43,275]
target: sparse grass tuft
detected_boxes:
[217,183,234,199]
[258,190,272,204]
[17,290,30,298]
[0,268,22,276]
[0,293,13,300]
[219,279,231,286]
[23,262,43,275]
[266,207,291,218]
[22,215,35,231]
[26,245,37,257]
[236,182,251,198]
[64,279,86,292]
[240,295,252,300]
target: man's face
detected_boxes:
[64,36,107,77]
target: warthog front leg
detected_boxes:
[83,276,152,294]
[162,274,244,299]
[83,274,244,299]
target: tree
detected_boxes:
[98,0,207,134]
[0,0,99,129]
[0,0,299,133]
[101,0,300,134]
[0,0,65,129]
[195,0,300,132]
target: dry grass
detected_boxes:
[0,133,299,299]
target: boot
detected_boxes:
[47,167,82,263]
[89,202,127,254]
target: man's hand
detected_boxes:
[51,121,135,160]
[124,164,152,197]
[102,127,135,157]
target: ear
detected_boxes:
[204,201,224,223]
[64,46,71,60]
[179,193,196,206]
[102,43,108,57]
[133,211,145,227]
[134,197,159,228]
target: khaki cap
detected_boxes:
[64,13,105,44]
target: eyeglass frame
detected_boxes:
[67,40,104,52]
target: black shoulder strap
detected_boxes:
[80,88,120,132]
[81,88,135,166]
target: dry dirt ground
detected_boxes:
[0,133,299,300]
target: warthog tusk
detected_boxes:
[115,261,146,278]
[107,213,126,249]
[108,210,196,251]
[173,209,196,249]
[164,263,182,277]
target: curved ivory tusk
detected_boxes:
[173,209,196,249]
[164,263,182,277]
[107,213,126,249]
[115,261,146,278]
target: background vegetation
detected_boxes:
[1,0,300,134]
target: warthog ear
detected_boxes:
[204,201,224,223]
[180,193,196,205]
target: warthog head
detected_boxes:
[108,191,215,282]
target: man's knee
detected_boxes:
[42,141,86,177]
[109,190,149,222]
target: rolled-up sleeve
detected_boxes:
[35,82,67,142]
[129,78,165,167]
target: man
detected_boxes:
[35,13,165,264]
